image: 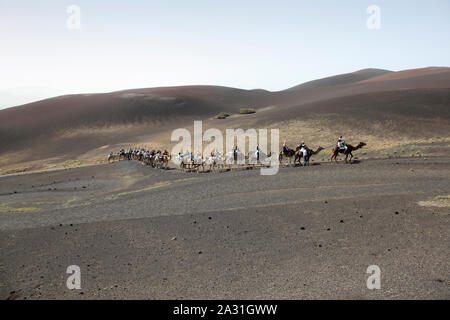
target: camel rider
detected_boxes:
[299,141,309,156]
[300,141,308,150]
[163,150,169,156]
[282,141,290,155]
[337,136,347,150]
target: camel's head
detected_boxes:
[358,142,367,148]
[318,146,324,151]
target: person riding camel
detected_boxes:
[337,136,347,150]
[300,141,308,150]
[299,141,309,157]
[163,149,169,156]
[282,141,290,155]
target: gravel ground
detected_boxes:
[0,157,449,299]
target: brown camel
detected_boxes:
[295,146,324,166]
[155,154,171,169]
[107,153,118,163]
[331,142,366,163]
[162,154,171,169]
[279,147,299,166]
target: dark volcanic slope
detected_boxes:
[0,86,273,153]
[256,88,450,138]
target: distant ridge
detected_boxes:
[361,67,450,82]
[285,68,392,91]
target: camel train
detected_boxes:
[108,149,171,169]
[107,138,366,172]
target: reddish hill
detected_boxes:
[0,67,449,171]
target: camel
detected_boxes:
[160,154,171,169]
[144,154,155,167]
[191,156,204,172]
[205,154,226,173]
[294,146,324,166]
[179,155,194,172]
[279,147,299,166]
[247,152,259,168]
[226,151,246,170]
[248,151,273,168]
[331,142,366,163]
[107,153,117,163]
[154,153,170,169]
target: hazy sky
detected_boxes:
[1,0,449,109]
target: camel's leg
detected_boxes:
[330,153,336,162]
[349,153,353,163]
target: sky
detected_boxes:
[0,0,449,109]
